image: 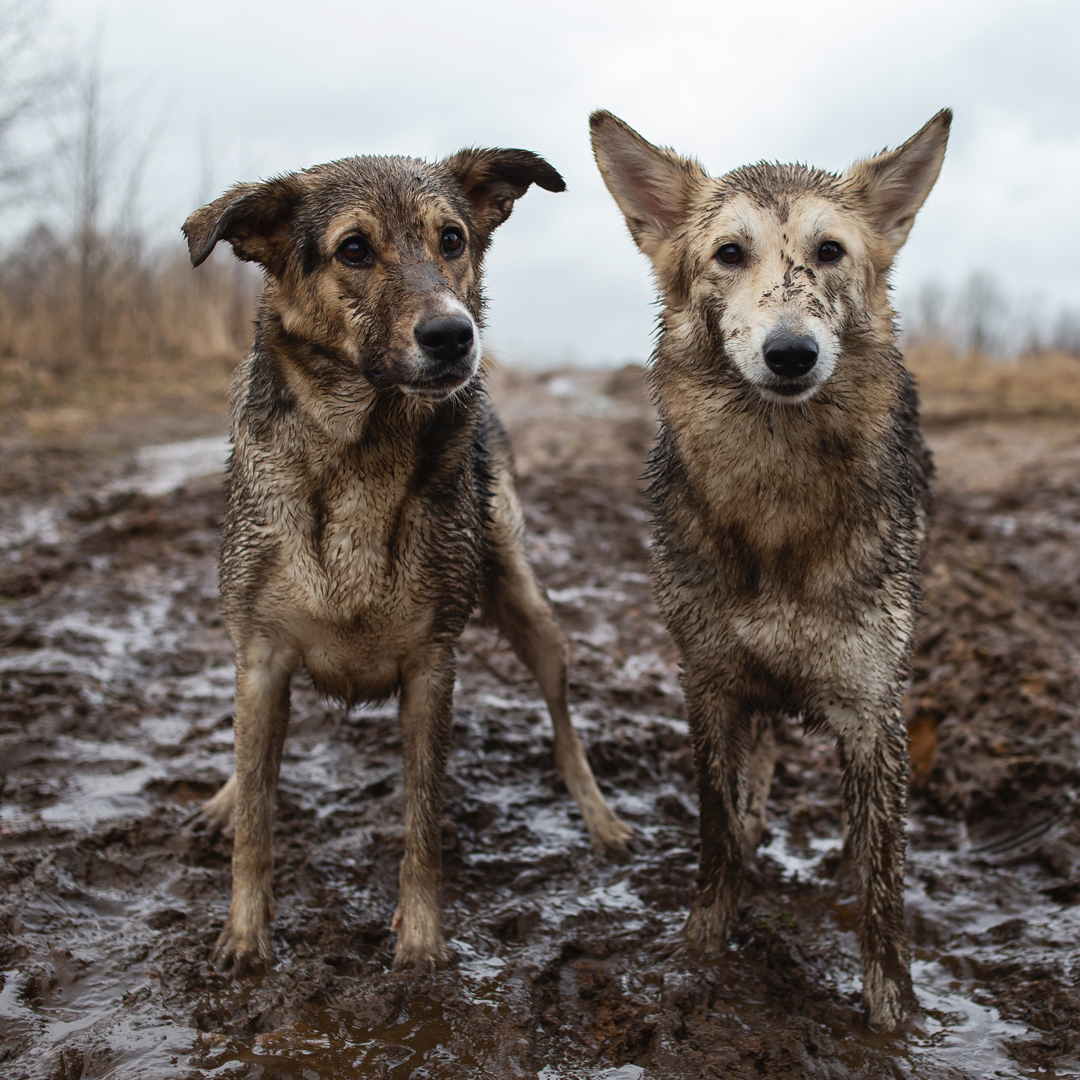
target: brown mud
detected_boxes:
[0,368,1078,1079]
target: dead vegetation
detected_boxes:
[0,242,256,439]
[2,292,1077,443]
[909,343,1080,424]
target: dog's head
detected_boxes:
[590,110,950,404]
[183,150,564,401]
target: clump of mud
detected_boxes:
[0,370,1078,1079]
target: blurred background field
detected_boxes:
[0,0,1076,446]
[910,347,1080,424]
[2,261,1078,440]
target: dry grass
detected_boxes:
[0,237,258,442]
[910,343,1080,424]
[3,255,1078,447]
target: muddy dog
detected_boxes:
[182,149,632,974]
[591,110,949,1029]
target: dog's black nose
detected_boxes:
[763,331,819,378]
[415,316,475,363]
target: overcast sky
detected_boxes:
[45,0,1080,366]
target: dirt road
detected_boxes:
[1,368,1078,1079]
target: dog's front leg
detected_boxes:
[832,702,916,1031]
[482,474,633,853]
[213,641,295,975]
[742,711,778,856]
[684,676,750,952]
[392,649,455,968]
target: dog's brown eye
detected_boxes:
[818,241,843,263]
[338,237,372,266]
[441,227,465,257]
[716,243,743,265]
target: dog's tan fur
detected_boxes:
[183,150,631,975]
[591,110,949,1030]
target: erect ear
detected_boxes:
[442,148,565,239]
[589,110,708,260]
[842,109,952,253]
[182,174,308,271]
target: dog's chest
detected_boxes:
[280,468,422,622]
[317,477,396,592]
[658,414,918,696]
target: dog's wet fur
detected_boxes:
[182,149,632,975]
[591,109,950,1030]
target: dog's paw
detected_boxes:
[197,774,238,838]
[685,890,735,954]
[742,816,772,857]
[391,937,455,970]
[212,921,274,976]
[863,966,917,1032]
[587,811,636,860]
[390,906,454,969]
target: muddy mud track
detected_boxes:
[0,374,1078,1078]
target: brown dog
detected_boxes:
[182,149,632,973]
[591,110,949,1029]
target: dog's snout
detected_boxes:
[763,331,819,379]
[415,316,475,363]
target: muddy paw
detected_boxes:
[864,972,917,1032]
[685,891,735,954]
[588,812,637,860]
[390,908,454,969]
[391,938,454,970]
[212,922,274,976]
[742,817,772,857]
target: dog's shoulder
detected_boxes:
[229,334,297,439]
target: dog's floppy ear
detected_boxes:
[590,110,708,260]
[843,109,951,253]
[442,148,565,239]
[182,174,308,271]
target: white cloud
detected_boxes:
[48,0,1080,364]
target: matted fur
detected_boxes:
[183,149,631,976]
[591,109,950,1030]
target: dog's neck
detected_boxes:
[648,339,915,551]
[237,310,483,451]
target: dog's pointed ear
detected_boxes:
[843,109,951,253]
[182,174,308,271]
[589,110,708,259]
[443,148,565,239]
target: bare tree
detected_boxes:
[906,280,948,344]
[59,29,175,356]
[0,1,65,213]
[960,272,1006,355]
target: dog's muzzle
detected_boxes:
[759,329,821,399]
[411,314,478,392]
[763,330,818,379]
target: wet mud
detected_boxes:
[0,369,1078,1079]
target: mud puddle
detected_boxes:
[1,370,1079,1078]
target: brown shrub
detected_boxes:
[910,344,1080,424]
[0,231,257,438]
